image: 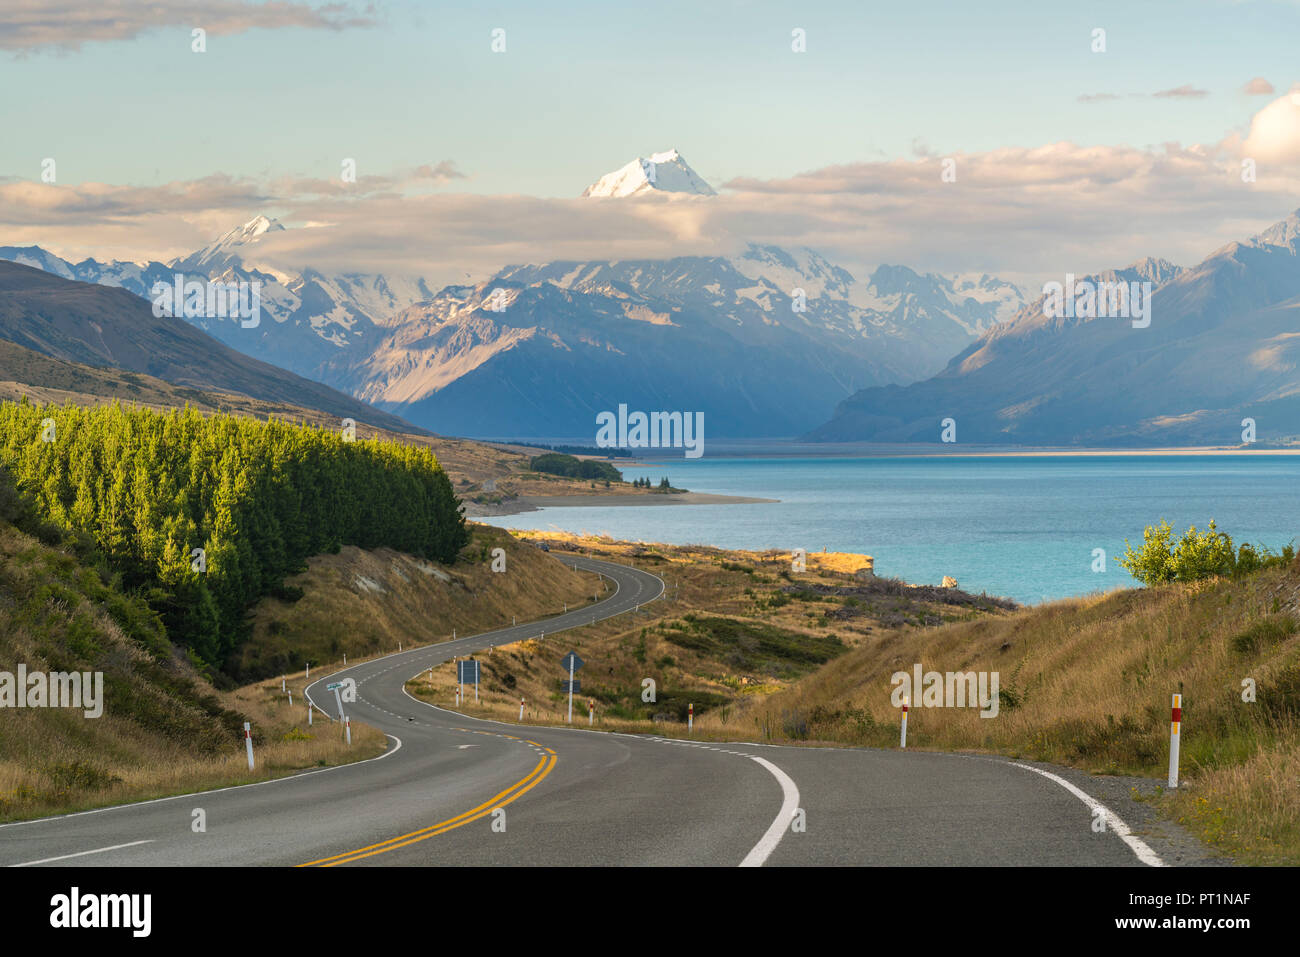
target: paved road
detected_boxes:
[0,555,1176,867]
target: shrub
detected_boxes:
[1118,519,1292,585]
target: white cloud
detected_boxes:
[0,0,375,53]
[4,101,1300,293]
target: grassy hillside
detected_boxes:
[0,400,467,674]
[0,472,384,823]
[0,259,414,432]
[710,565,1300,864]
[406,530,1014,730]
[235,524,604,679]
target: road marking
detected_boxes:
[298,751,557,867]
[0,736,404,834]
[10,839,154,867]
[1009,762,1165,867]
[739,755,801,867]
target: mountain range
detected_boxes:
[0,259,418,433]
[8,152,1298,446]
[0,151,1026,438]
[809,213,1300,446]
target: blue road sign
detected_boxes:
[560,680,581,693]
[458,660,480,683]
[560,652,584,672]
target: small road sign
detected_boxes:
[457,660,480,683]
[560,680,581,693]
[559,651,584,672]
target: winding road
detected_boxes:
[0,555,1180,867]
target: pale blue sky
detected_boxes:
[4,0,1300,285]
[2,0,1295,196]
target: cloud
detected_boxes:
[1241,88,1300,162]
[1078,93,1121,103]
[0,0,376,53]
[1153,84,1210,99]
[5,103,1300,295]
[1244,77,1275,95]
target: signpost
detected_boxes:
[458,660,481,703]
[326,681,346,722]
[560,651,584,723]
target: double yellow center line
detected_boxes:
[299,739,557,866]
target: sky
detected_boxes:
[3,0,1300,290]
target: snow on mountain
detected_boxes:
[808,210,1300,445]
[174,215,286,272]
[581,149,717,197]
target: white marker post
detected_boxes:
[287,691,293,707]
[281,676,285,692]
[308,704,313,726]
[900,695,909,749]
[475,666,479,704]
[567,654,575,723]
[688,702,694,733]
[519,697,525,722]
[344,715,352,746]
[1168,693,1182,788]
[588,699,594,726]
[244,722,255,769]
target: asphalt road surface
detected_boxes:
[0,554,1183,867]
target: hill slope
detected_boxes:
[811,212,1300,446]
[0,260,416,433]
[714,562,1300,863]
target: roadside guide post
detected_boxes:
[560,651,584,723]
[1168,693,1182,788]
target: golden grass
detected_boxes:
[702,566,1300,862]
[235,524,604,679]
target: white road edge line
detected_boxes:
[0,737,403,832]
[739,755,800,868]
[1009,762,1165,867]
[10,839,154,867]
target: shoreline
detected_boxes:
[462,490,778,517]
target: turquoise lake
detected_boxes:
[481,455,1300,605]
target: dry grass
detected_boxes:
[703,564,1300,863]
[403,530,1011,736]
[235,524,604,679]
[0,517,387,823]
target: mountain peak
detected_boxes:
[581,149,716,198]
[176,215,285,271]
[1247,208,1300,250]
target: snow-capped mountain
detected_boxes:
[333,247,1024,437]
[0,218,442,381]
[2,210,1024,437]
[810,210,1300,446]
[174,214,286,272]
[581,149,717,197]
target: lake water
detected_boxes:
[481,455,1300,605]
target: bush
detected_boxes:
[528,453,621,482]
[1118,520,1293,585]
